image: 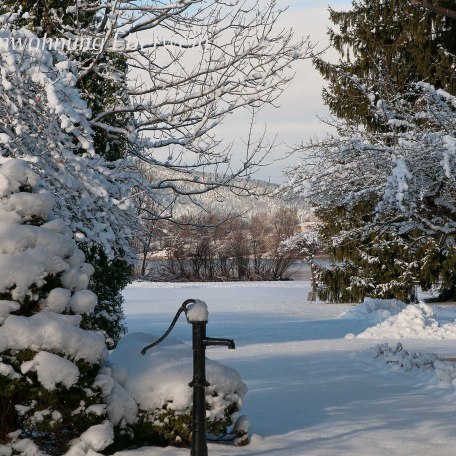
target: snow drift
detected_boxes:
[342,297,406,324]
[355,302,456,340]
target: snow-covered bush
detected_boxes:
[0,159,113,455]
[101,332,248,448]
[375,343,438,372]
[375,342,456,387]
[0,23,137,348]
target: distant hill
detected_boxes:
[147,166,313,222]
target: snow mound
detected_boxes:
[357,302,456,340]
[105,332,247,424]
[342,297,406,324]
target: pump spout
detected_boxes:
[204,337,235,349]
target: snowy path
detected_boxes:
[118,282,456,455]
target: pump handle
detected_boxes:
[140,299,196,355]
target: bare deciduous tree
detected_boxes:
[69,1,315,202]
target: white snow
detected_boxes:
[80,421,115,452]
[0,300,19,324]
[0,192,54,221]
[115,282,456,456]
[0,362,20,379]
[0,312,107,363]
[186,300,208,322]
[21,351,79,391]
[0,159,40,193]
[0,161,101,306]
[41,288,71,313]
[94,368,138,426]
[233,414,250,445]
[65,422,114,456]
[341,297,406,324]
[356,302,456,340]
[69,290,98,315]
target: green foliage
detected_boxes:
[316,0,456,130]
[0,349,106,454]
[81,246,131,349]
[0,0,86,36]
[315,200,456,302]
[105,417,167,454]
[312,0,456,302]
[107,398,240,452]
[80,55,131,162]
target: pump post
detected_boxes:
[190,320,208,456]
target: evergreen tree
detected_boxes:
[307,0,456,302]
[0,0,132,346]
[287,80,456,303]
[316,0,456,130]
[0,159,113,455]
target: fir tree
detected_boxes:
[308,0,456,302]
[315,0,456,130]
[287,80,456,303]
[0,159,113,455]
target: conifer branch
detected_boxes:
[411,0,456,20]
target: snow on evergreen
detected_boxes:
[286,80,456,301]
[0,159,112,455]
[0,24,136,259]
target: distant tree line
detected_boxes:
[133,207,303,282]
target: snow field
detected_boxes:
[118,282,456,456]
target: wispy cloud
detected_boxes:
[216,2,351,182]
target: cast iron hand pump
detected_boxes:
[141,299,235,456]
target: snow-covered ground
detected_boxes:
[118,281,456,456]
